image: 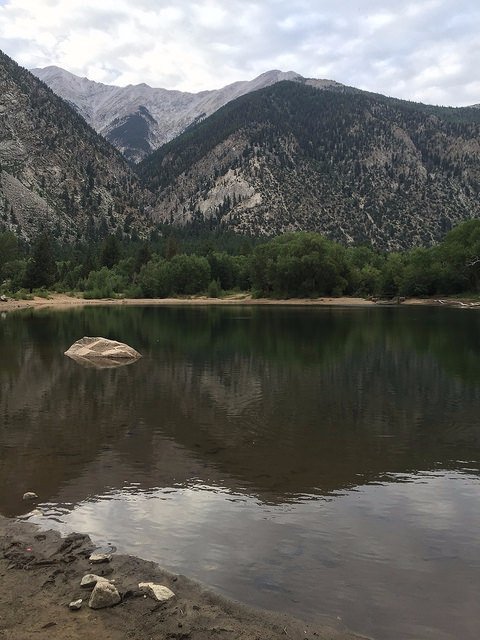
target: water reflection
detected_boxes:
[1,305,480,640]
[65,353,140,369]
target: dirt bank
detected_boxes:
[0,292,390,313]
[0,516,366,640]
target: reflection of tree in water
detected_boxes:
[1,305,480,516]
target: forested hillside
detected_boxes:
[140,81,480,250]
[0,50,149,242]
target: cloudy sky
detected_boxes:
[0,0,479,106]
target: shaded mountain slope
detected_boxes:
[0,50,148,242]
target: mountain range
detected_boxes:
[33,66,341,163]
[2,50,480,249]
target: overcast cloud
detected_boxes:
[0,0,479,106]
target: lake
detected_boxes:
[1,304,479,640]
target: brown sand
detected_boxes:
[0,292,401,313]
[0,516,367,640]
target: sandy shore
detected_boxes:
[0,292,429,313]
[0,516,367,640]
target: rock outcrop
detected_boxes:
[65,337,141,368]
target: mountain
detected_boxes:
[139,80,480,251]
[31,66,337,163]
[0,50,148,242]
[6,51,480,251]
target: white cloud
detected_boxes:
[0,0,479,105]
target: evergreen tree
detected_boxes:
[0,231,19,279]
[134,242,152,273]
[24,233,56,290]
[101,235,121,268]
[164,236,180,260]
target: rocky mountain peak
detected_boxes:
[31,66,309,162]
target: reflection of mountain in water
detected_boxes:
[1,306,480,516]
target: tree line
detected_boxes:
[1,220,480,300]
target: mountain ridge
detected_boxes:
[4,49,480,250]
[31,66,343,162]
[139,80,480,251]
[0,49,149,242]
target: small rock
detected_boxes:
[68,599,82,611]
[88,581,121,609]
[0,295,7,302]
[138,582,175,602]
[22,492,38,500]
[80,574,111,588]
[89,552,112,564]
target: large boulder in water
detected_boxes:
[65,337,141,368]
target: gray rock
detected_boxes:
[89,552,112,564]
[0,295,7,302]
[22,492,38,500]
[68,599,82,611]
[80,574,110,588]
[88,581,121,609]
[138,582,175,602]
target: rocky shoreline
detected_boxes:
[0,516,366,640]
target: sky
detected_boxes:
[0,0,479,106]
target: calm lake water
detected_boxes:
[1,305,480,640]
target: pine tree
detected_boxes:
[24,233,56,290]
[101,235,121,268]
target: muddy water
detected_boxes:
[1,305,480,639]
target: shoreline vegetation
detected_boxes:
[3,220,480,306]
[0,515,366,640]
